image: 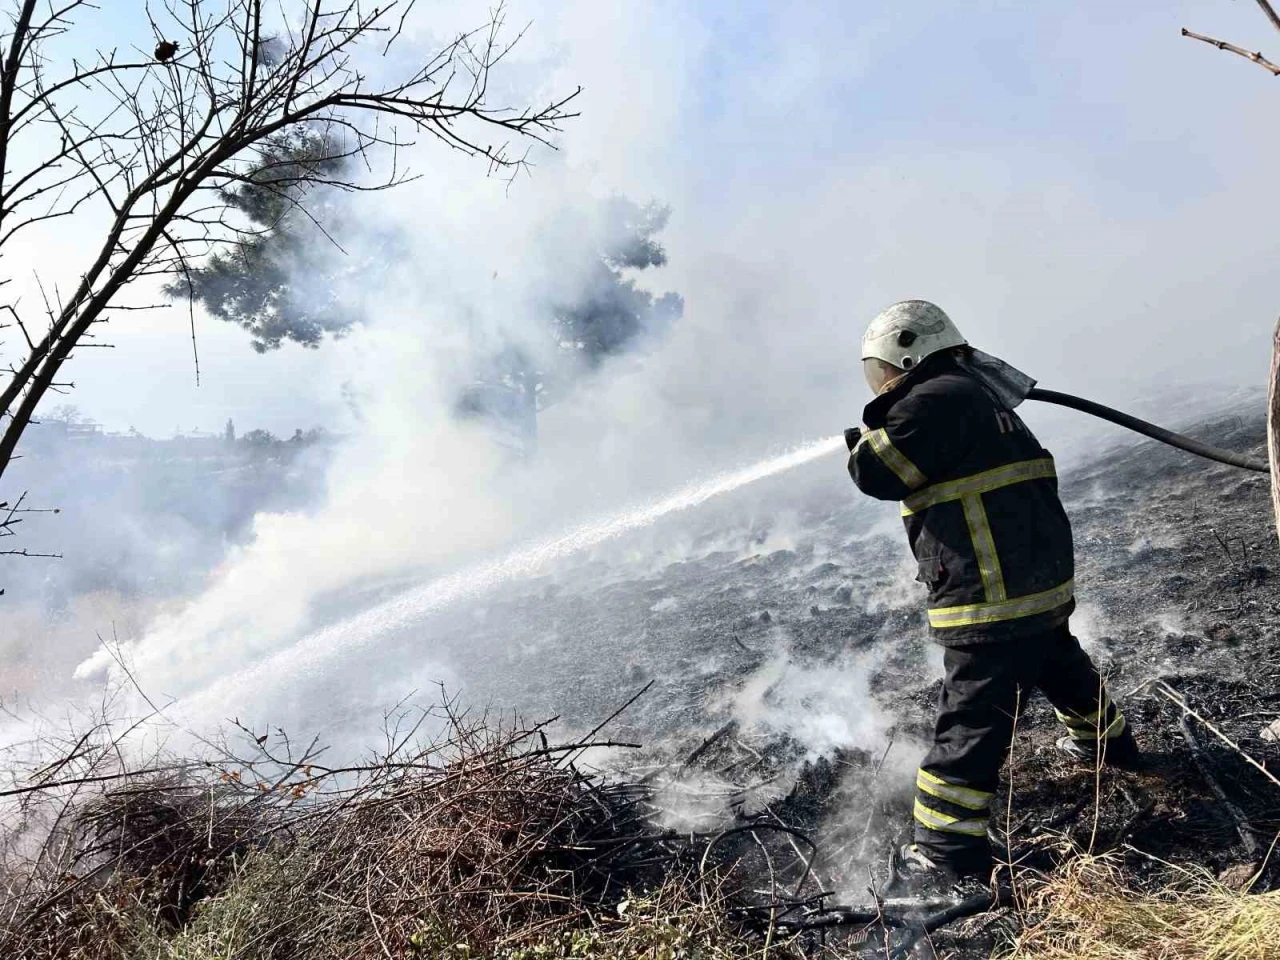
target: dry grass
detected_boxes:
[1006,853,1280,960]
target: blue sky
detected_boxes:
[674,1,1266,215]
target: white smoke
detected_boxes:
[724,645,892,760]
[82,435,844,723]
[14,0,1280,759]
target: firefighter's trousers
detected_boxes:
[913,623,1128,872]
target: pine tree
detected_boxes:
[167,129,374,352]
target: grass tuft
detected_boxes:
[1006,853,1280,960]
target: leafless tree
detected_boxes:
[1181,0,1280,540]
[0,0,577,520]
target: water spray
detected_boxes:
[176,383,1264,718]
[179,434,846,715]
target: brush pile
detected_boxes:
[0,703,809,960]
[5,690,1280,959]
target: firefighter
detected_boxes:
[846,300,1140,882]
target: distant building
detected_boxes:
[65,421,103,441]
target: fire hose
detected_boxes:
[845,389,1269,473]
[1026,388,1269,474]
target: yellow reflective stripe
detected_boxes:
[929,579,1074,629]
[916,769,993,811]
[1063,714,1126,742]
[865,429,927,490]
[962,494,1006,603]
[1057,713,1099,731]
[913,800,987,837]
[1054,697,1112,729]
[1103,714,1127,739]
[1057,710,1127,741]
[902,457,1056,516]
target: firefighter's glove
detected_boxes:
[844,427,862,452]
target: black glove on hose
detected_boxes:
[844,427,862,452]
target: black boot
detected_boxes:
[1055,727,1142,770]
[887,844,992,899]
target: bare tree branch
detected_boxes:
[0,0,579,554]
[1255,0,1280,35]
[1270,317,1280,545]
[1183,4,1280,541]
[1181,27,1280,76]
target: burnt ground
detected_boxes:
[273,405,1280,954]
[758,410,1280,954]
[993,410,1280,882]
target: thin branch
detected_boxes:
[1150,681,1280,789]
[162,226,201,385]
[0,2,42,216]
[1178,713,1260,856]
[1181,27,1280,76]
[1256,0,1280,34]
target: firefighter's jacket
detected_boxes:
[848,355,1075,645]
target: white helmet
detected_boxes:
[862,300,967,371]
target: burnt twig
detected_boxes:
[1179,714,1261,857]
